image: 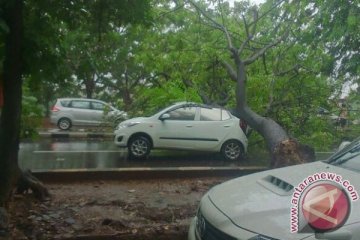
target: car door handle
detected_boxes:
[223,125,231,128]
[186,125,193,128]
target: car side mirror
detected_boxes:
[159,113,170,121]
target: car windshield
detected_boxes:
[327,137,360,172]
[149,103,196,117]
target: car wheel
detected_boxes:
[128,136,151,159]
[58,118,72,130]
[221,140,244,161]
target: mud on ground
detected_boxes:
[8,177,229,240]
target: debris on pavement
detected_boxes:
[8,177,227,239]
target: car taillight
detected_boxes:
[239,119,247,132]
[51,106,60,112]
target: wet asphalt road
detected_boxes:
[19,138,334,171]
[19,139,235,171]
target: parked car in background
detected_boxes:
[114,102,248,160]
[50,98,127,130]
[188,137,360,240]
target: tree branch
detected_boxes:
[243,29,289,65]
[264,78,275,116]
[238,15,252,54]
[247,0,285,28]
[188,0,235,51]
[221,60,237,81]
[250,8,258,37]
[274,64,299,76]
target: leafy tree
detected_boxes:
[184,0,324,167]
[0,0,152,235]
[302,0,359,81]
[0,0,30,230]
[21,81,45,139]
[121,0,336,154]
[128,1,235,114]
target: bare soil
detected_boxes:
[8,177,229,240]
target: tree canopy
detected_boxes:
[1,0,357,148]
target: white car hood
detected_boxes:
[121,117,147,124]
[208,161,360,240]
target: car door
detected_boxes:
[69,100,93,125]
[191,107,232,150]
[156,106,198,149]
[90,101,106,124]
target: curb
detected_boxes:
[38,132,114,139]
[32,166,268,182]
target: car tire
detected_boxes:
[221,140,244,161]
[58,118,72,130]
[128,136,151,159]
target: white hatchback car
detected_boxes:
[114,102,248,160]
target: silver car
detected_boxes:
[50,98,127,130]
[189,138,360,240]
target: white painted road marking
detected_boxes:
[34,150,127,153]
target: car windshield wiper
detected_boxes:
[328,142,360,164]
[331,145,360,165]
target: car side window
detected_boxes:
[200,108,231,121]
[92,102,105,111]
[200,108,222,121]
[60,100,70,107]
[222,110,231,120]
[167,107,196,120]
[70,101,91,109]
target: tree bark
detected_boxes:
[0,0,24,208]
[85,73,96,99]
[0,1,50,235]
[0,0,24,236]
[122,71,132,111]
[122,88,132,111]
[234,57,314,168]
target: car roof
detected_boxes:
[57,98,106,103]
[172,101,224,110]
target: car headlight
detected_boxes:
[196,211,206,238]
[116,122,139,130]
[122,112,128,119]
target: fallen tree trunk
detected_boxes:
[234,62,315,168]
[190,1,315,168]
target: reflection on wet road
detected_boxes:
[19,139,334,171]
[19,139,233,170]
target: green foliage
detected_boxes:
[21,83,44,139]
[297,118,337,151]
[2,0,357,151]
[299,0,359,81]
[131,80,202,117]
[347,91,360,123]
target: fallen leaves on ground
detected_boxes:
[8,177,227,239]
